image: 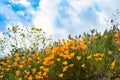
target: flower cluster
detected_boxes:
[0,26,120,80]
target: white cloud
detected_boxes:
[93,0,120,32]
[65,0,120,35]
[32,0,69,40]
[32,0,94,39]
[0,3,22,22]
[57,0,95,35]
[17,11,25,16]
[0,2,35,29]
[1,0,120,40]
[67,0,93,13]
[9,0,31,7]
[0,32,3,39]
[32,0,120,40]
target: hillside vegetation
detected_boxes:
[0,25,120,80]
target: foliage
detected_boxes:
[0,26,52,57]
[0,24,120,80]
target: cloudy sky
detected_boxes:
[0,0,120,40]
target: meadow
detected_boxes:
[0,25,120,80]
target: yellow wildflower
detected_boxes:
[64,50,69,55]
[28,75,33,80]
[108,51,112,55]
[1,68,4,70]
[104,35,108,39]
[22,56,25,59]
[36,27,42,31]
[80,45,87,51]
[15,57,20,62]
[67,55,72,60]
[70,53,75,57]
[43,68,49,72]
[87,55,92,59]
[59,53,63,57]
[28,57,32,62]
[58,73,63,78]
[6,60,10,63]
[95,58,102,61]
[15,70,20,76]
[42,72,47,77]
[87,41,91,45]
[81,37,85,44]
[19,78,22,80]
[69,40,75,46]
[111,60,116,69]
[24,75,27,78]
[118,48,120,51]
[28,65,31,68]
[51,47,58,54]
[19,65,24,69]
[7,65,11,68]
[94,53,99,57]
[12,27,17,32]
[92,36,98,40]
[76,56,81,61]
[1,62,5,65]
[82,52,86,56]
[5,68,10,71]
[21,61,26,66]
[40,66,44,70]
[20,33,25,38]
[32,68,36,74]
[14,53,19,57]
[0,75,3,79]
[63,61,68,65]
[45,46,51,54]
[29,49,33,53]
[62,66,68,72]
[38,71,42,75]
[114,33,119,37]
[35,74,41,79]
[50,61,54,65]
[115,40,119,44]
[81,64,85,68]
[56,58,61,61]
[25,71,30,76]
[7,55,13,59]
[69,64,74,68]
[99,54,104,57]
[63,55,68,59]
[71,46,77,50]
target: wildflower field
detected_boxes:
[0,25,120,80]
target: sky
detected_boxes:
[0,0,120,40]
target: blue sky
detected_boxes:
[0,0,120,39]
